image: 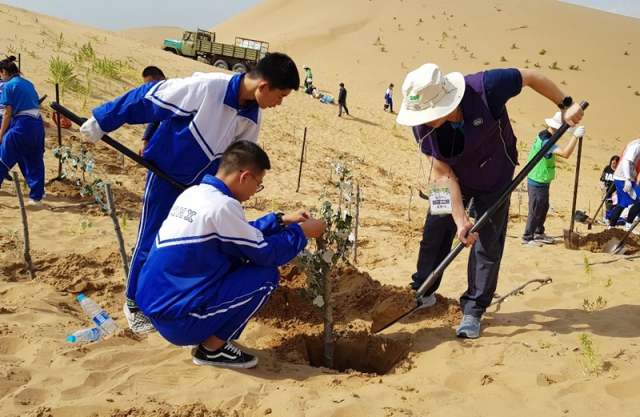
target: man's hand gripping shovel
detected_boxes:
[370,101,589,334]
[50,102,188,192]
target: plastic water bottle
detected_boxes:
[76,294,120,335]
[66,327,101,343]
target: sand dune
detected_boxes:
[1,0,640,416]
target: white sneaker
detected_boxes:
[123,302,156,334]
[521,238,542,247]
[27,199,43,206]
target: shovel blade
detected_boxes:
[602,237,621,254]
[563,229,580,250]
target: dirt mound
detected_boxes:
[580,228,640,254]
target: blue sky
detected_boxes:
[0,0,638,31]
[0,0,265,31]
[559,0,640,18]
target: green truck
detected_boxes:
[162,29,269,73]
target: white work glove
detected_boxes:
[573,126,586,138]
[80,116,106,144]
[567,127,576,133]
[623,180,633,194]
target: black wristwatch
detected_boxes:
[557,95,573,110]
[275,212,285,228]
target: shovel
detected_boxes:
[371,101,589,334]
[49,102,188,192]
[603,218,640,255]
[563,136,583,249]
[587,182,615,230]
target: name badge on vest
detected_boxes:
[429,186,452,215]
[473,118,484,126]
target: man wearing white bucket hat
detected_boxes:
[522,112,585,247]
[397,63,583,339]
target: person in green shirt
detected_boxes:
[302,65,313,89]
[522,112,585,247]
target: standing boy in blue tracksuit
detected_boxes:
[136,141,326,369]
[0,56,46,204]
[80,53,300,334]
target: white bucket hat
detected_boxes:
[545,111,563,129]
[302,64,309,69]
[396,63,466,126]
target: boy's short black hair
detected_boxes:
[339,83,344,87]
[142,66,165,80]
[247,52,299,91]
[219,140,271,174]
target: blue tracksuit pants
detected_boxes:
[0,115,45,200]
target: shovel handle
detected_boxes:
[415,101,589,298]
[588,182,615,229]
[568,136,583,233]
[50,101,188,192]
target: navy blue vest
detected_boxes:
[412,72,518,194]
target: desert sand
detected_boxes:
[1,0,640,416]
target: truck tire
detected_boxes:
[213,60,229,70]
[163,48,178,54]
[232,63,248,73]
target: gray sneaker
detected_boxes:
[416,293,437,310]
[456,314,481,339]
[534,233,555,244]
[521,238,542,247]
[123,302,156,334]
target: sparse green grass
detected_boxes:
[624,50,629,56]
[568,64,580,71]
[483,61,490,65]
[635,91,640,96]
[583,254,593,278]
[500,56,507,62]
[578,333,603,375]
[539,48,546,55]
[510,43,518,49]
[47,56,76,103]
[549,61,559,70]
[583,296,607,314]
[534,62,541,68]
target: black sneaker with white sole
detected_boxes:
[193,342,258,369]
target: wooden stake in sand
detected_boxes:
[296,127,307,193]
[11,171,35,280]
[353,184,360,264]
[408,187,414,221]
[55,84,63,178]
[105,183,130,279]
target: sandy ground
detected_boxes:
[1,0,640,416]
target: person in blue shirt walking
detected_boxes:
[80,53,300,335]
[0,56,46,205]
[521,112,585,247]
[136,141,326,369]
[396,63,583,339]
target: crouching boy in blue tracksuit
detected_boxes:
[136,141,326,369]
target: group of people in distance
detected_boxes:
[9,41,640,368]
